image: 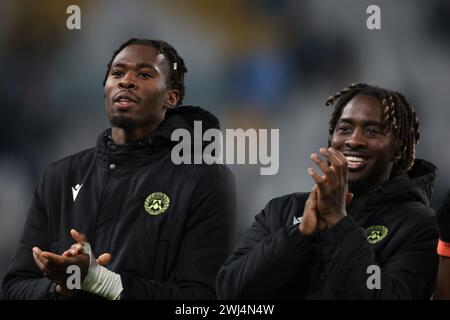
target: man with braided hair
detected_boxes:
[2,38,236,299]
[217,83,438,299]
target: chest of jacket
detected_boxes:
[44,150,200,280]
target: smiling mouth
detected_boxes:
[344,155,370,170]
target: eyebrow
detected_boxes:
[111,62,159,72]
[337,118,384,127]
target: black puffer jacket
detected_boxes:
[217,159,438,299]
[2,106,236,300]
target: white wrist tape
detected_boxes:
[80,242,123,300]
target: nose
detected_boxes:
[345,129,366,149]
[118,72,137,89]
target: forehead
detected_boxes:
[112,44,166,67]
[339,94,383,123]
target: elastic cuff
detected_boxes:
[318,216,357,245]
[438,239,450,257]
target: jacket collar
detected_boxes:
[96,106,220,169]
[366,159,437,206]
[347,159,437,220]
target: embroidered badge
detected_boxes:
[366,225,389,244]
[144,192,170,216]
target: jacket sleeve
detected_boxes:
[1,170,57,300]
[216,198,317,299]
[119,165,237,299]
[316,214,438,299]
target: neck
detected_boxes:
[349,178,391,196]
[349,167,394,196]
[349,185,368,197]
[111,124,159,144]
[348,180,378,196]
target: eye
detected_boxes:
[139,72,153,79]
[337,125,352,134]
[366,127,381,135]
[110,70,124,78]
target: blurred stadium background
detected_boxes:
[1,0,450,288]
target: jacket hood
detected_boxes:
[96,106,220,168]
[367,159,437,206]
[153,105,220,142]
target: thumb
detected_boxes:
[70,228,87,243]
[302,191,317,227]
[311,185,318,199]
[346,192,354,206]
[96,253,112,266]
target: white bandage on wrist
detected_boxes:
[80,242,123,300]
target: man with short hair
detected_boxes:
[2,38,236,300]
[216,83,438,299]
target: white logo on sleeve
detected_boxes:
[293,216,303,225]
[71,184,83,202]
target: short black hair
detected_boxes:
[103,38,187,105]
[326,83,420,173]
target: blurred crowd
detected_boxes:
[1,0,450,285]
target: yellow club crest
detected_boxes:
[144,192,170,216]
[366,225,389,244]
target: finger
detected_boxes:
[71,243,83,251]
[62,250,72,257]
[310,153,333,179]
[70,229,88,243]
[33,246,42,255]
[328,148,348,183]
[325,147,344,168]
[304,191,314,211]
[40,251,66,264]
[33,248,54,276]
[69,243,84,256]
[304,188,317,214]
[309,185,318,203]
[32,248,48,273]
[301,194,317,235]
[320,148,344,177]
[96,253,112,266]
[308,167,327,189]
[330,147,348,165]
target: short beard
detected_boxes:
[109,116,138,131]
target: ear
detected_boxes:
[392,141,402,161]
[392,151,402,161]
[164,89,180,110]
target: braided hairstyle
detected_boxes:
[103,38,188,105]
[326,83,420,173]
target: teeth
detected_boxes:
[346,156,365,162]
[118,97,131,102]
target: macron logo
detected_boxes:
[293,216,303,226]
[71,184,83,202]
